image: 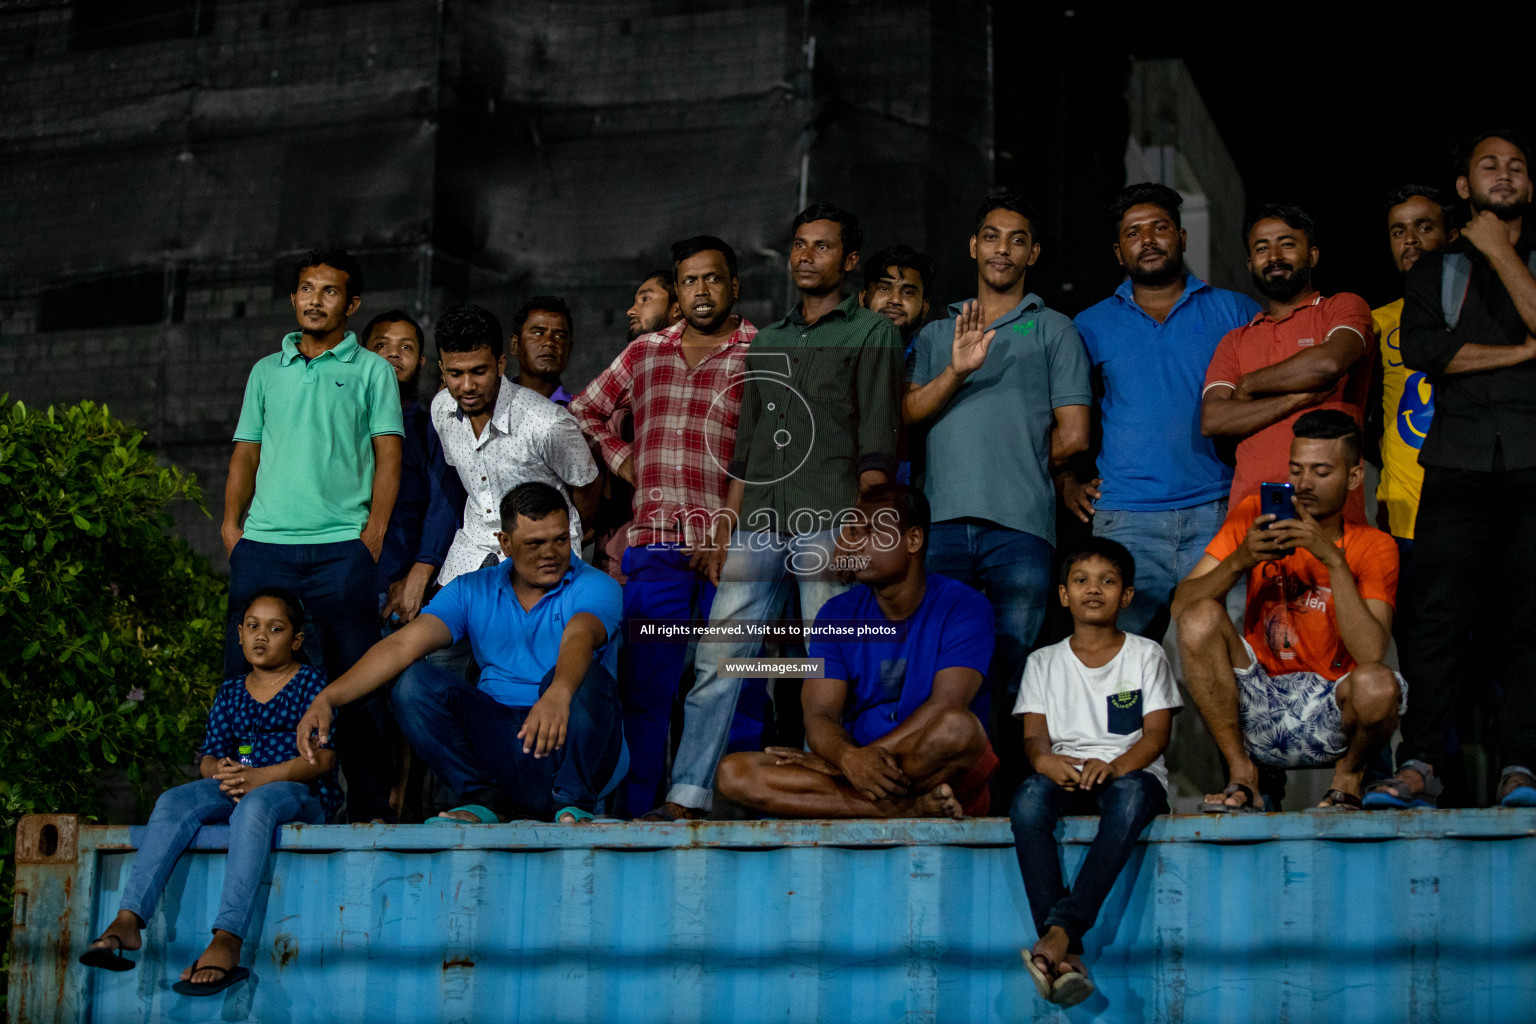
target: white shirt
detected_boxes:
[431,378,598,584]
[1013,633,1182,790]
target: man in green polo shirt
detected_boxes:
[643,202,904,820]
[222,246,404,822]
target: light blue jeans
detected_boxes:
[119,777,323,939]
[667,530,850,810]
[1091,499,1228,640]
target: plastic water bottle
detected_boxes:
[238,743,255,768]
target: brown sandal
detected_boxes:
[1308,789,1362,812]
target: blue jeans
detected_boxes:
[228,538,392,822]
[1009,770,1167,955]
[1092,499,1228,640]
[925,520,1052,710]
[391,658,624,818]
[668,530,849,810]
[119,777,323,940]
[619,545,769,816]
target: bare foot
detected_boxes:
[435,808,497,823]
[1060,952,1087,977]
[636,802,703,822]
[1031,926,1070,971]
[180,930,241,985]
[1203,767,1261,809]
[89,909,144,953]
[912,784,964,820]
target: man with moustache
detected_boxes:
[509,296,576,405]
[1202,204,1375,522]
[223,247,403,822]
[1373,186,1456,546]
[571,236,764,815]
[646,203,904,820]
[362,309,461,629]
[627,271,682,340]
[1067,184,1261,638]
[430,303,599,586]
[1372,130,1536,809]
[860,244,935,486]
[903,193,1091,779]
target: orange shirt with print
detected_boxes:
[1205,495,1399,681]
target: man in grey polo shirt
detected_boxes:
[903,193,1091,784]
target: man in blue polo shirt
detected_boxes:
[1066,184,1261,638]
[717,484,998,819]
[223,246,403,823]
[296,482,625,823]
[902,192,1091,787]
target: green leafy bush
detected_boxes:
[0,396,225,971]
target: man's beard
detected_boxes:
[1126,250,1185,287]
[397,372,421,405]
[628,314,668,341]
[1472,189,1530,222]
[1253,264,1311,302]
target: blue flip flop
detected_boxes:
[425,804,499,824]
[555,806,595,823]
[1499,767,1536,808]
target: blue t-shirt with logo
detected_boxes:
[809,573,994,746]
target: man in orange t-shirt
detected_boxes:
[1171,411,1403,812]
[1202,203,1375,521]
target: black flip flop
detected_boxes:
[1199,782,1262,814]
[172,963,250,997]
[78,934,135,972]
[1306,789,1363,813]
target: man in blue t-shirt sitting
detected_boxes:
[296,482,624,824]
[716,484,999,818]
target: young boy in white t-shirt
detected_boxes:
[1010,537,1181,1007]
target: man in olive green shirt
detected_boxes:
[643,203,904,819]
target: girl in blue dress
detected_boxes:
[78,587,341,996]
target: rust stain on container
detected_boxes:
[273,933,299,968]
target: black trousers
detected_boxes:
[1400,461,1536,771]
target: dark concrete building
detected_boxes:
[0,0,993,561]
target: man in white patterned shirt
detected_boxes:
[430,303,600,585]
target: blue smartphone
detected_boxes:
[1259,482,1296,556]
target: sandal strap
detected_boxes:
[1499,765,1536,784]
[1366,760,1443,800]
[1320,789,1362,809]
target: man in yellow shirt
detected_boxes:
[1374,185,1456,544]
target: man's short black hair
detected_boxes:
[1455,128,1533,177]
[974,191,1038,235]
[244,586,306,631]
[671,236,738,279]
[436,303,504,360]
[1058,536,1136,589]
[862,244,935,294]
[500,481,569,534]
[859,482,931,554]
[511,295,573,339]
[1244,202,1317,246]
[1109,182,1183,236]
[1384,183,1454,217]
[1293,409,1362,464]
[793,202,864,256]
[358,308,423,347]
[642,269,679,304]
[290,246,364,300]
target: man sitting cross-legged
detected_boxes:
[716,484,998,819]
[297,482,624,823]
[1171,410,1404,812]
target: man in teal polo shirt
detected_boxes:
[222,246,403,822]
[903,192,1092,793]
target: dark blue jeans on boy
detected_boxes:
[226,538,393,822]
[391,658,624,818]
[1009,769,1167,954]
[619,544,770,815]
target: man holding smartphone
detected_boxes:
[1170,411,1403,812]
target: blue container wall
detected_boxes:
[11,811,1536,1024]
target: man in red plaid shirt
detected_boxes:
[571,236,768,815]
